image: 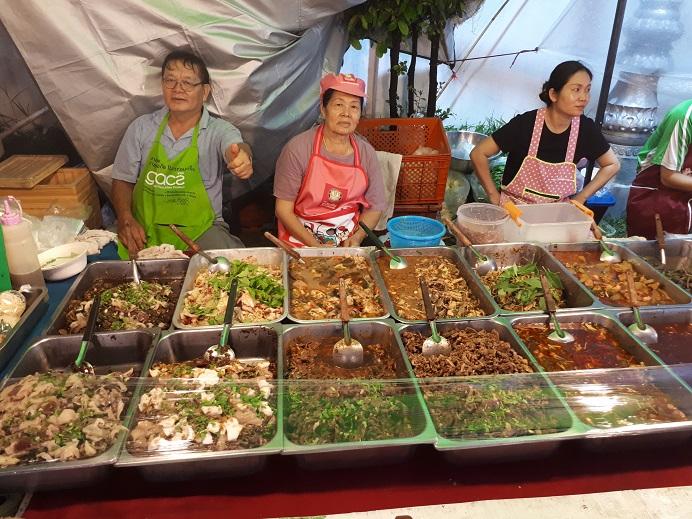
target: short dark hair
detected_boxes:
[322,88,364,109]
[161,50,210,85]
[539,60,592,106]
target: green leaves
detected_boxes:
[494,263,564,310]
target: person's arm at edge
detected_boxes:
[660,166,692,191]
[112,179,147,255]
[343,209,381,247]
[572,148,620,203]
[470,136,502,205]
[275,198,321,247]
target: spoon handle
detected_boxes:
[220,278,239,348]
[654,213,666,264]
[591,221,603,241]
[76,294,101,367]
[625,269,640,308]
[442,216,471,247]
[339,279,352,345]
[169,224,217,264]
[358,222,395,259]
[419,278,441,342]
[539,271,558,314]
[264,232,305,263]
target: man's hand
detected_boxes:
[227,143,253,179]
[117,216,147,258]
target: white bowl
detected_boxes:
[38,242,89,281]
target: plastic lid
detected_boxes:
[0,196,23,226]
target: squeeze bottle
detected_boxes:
[1,196,46,289]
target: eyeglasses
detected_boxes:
[162,78,204,92]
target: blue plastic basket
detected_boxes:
[387,216,445,248]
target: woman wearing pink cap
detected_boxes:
[273,73,385,247]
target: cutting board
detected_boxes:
[0,154,68,189]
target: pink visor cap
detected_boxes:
[320,73,367,99]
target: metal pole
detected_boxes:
[584,0,628,185]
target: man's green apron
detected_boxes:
[118,113,215,259]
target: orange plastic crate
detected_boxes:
[357,117,451,205]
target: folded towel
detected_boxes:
[374,150,403,231]
[74,229,117,255]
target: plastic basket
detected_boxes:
[357,117,451,205]
[387,216,445,248]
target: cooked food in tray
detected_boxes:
[552,251,674,306]
[128,357,276,454]
[180,259,284,326]
[376,256,485,320]
[61,280,180,334]
[0,370,131,468]
[480,263,565,312]
[289,256,383,320]
[646,322,692,365]
[0,290,26,343]
[514,322,645,371]
[640,254,691,291]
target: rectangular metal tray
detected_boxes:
[394,319,578,464]
[508,311,692,449]
[618,239,692,297]
[0,331,155,491]
[286,246,390,324]
[546,242,691,308]
[116,326,282,481]
[281,320,434,469]
[45,258,189,335]
[610,306,692,387]
[172,248,287,329]
[370,246,498,324]
[459,242,598,315]
[0,287,48,372]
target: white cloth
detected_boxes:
[374,150,403,231]
[74,229,117,255]
[136,243,188,260]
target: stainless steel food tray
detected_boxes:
[371,246,498,324]
[116,326,282,481]
[610,306,692,387]
[459,242,599,315]
[172,248,287,329]
[547,242,691,308]
[394,319,579,464]
[0,331,155,491]
[281,320,435,469]
[508,311,692,449]
[286,246,390,324]
[0,287,48,372]
[45,258,189,336]
[617,239,692,297]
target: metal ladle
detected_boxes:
[591,221,621,264]
[358,221,407,270]
[169,224,231,273]
[204,278,239,362]
[71,294,100,375]
[625,269,658,345]
[442,216,497,276]
[420,278,451,356]
[539,271,574,344]
[332,278,364,368]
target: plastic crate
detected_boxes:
[357,117,451,205]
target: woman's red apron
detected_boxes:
[500,108,580,205]
[278,125,369,247]
[626,148,692,239]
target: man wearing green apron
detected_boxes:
[111,50,253,259]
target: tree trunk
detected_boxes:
[388,32,401,118]
[407,24,419,117]
[426,32,440,118]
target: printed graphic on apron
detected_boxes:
[320,184,348,210]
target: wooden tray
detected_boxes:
[0,154,67,188]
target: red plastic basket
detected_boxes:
[357,117,451,205]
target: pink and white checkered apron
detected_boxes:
[500,108,580,205]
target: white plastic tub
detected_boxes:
[503,203,591,243]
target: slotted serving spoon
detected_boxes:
[654,213,666,266]
[358,221,407,270]
[71,294,101,374]
[442,216,497,276]
[169,224,231,273]
[625,269,658,345]
[263,232,306,264]
[420,278,451,356]
[332,278,364,368]
[591,221,621,263]
[204,278,239,362]
[539,271,574,343]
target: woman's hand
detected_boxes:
[342,231,365,247]
[227,143,253,179]
[118,216,147,258]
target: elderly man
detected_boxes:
[112,49,253,258]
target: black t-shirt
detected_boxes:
[492,109,610,186]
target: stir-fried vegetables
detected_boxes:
[482,263,564,312]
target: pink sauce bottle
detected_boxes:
[1,196,46,289]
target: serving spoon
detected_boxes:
[169,224,231,273]
[442,216,497,276]
[420,278,451,356]
[358,221,407,270]
[332,278,364,368]
[654,213,666,266]
[71,294,100,374]
[204,278,239,362]
[131,259,142,285]
[539,271,574,344]
[625,269,658,345]
[263,232,306,264]
[591,222,621,264]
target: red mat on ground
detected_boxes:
[26,442,692,519]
